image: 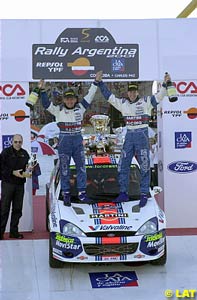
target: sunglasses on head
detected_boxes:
[13,140,22,144]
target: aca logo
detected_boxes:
[175,81,197,96]
[175,132,192,149]
[0,84,25,97]
[2,135,13,150]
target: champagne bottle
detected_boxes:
[26,86,40,108]
[165,72,178,102]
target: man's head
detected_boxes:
[12,134,23,151]
[127,83,139,102]
[63,89,78,109]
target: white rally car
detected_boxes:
[46,158,166,268]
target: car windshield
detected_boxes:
[56,162,141,202]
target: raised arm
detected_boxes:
[38,80,60,117]
[94,70,112,100]
[155,73,174,102]
[38,80,51,109]
[94,71,124,113]
[80,82,98,109]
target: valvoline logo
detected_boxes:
[167,161,197,174]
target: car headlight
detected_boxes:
[136,217,158,235]
[62,222,86,237]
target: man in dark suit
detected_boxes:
[0,134,30,239]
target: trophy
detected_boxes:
[90,114,110,134]
[89,115,110,155]
[22,154,38,178]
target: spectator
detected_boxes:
[0,134,30,239]
[32,154,41,195]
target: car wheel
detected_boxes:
[150,242,167,266]
[49,238,64,268]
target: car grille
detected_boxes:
[83,243,138,256]
[86,231,136,237]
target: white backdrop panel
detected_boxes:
[0,19,197,81]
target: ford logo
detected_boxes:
[167,161,197,174]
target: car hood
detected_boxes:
[58,198,158,233]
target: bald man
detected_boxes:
[0,134,30,239]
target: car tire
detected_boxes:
[150,242,167,266]
[49,238,64,268]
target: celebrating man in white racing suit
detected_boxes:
[39,80,98,206]
[95,71,171,207]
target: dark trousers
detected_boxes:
[0,182,24,235]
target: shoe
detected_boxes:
[9,232,24,239]
[78,192,94,204]
[63,192,71,207]
[139,193,148,207]
[112,192,129,203]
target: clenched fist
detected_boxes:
[95,71,103,82]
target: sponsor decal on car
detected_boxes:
[89,213,128,219]
[139,230,165,256]
[91,203,127,225]
[53,248,62,255]
[51,232,83,257]
[55,233,75,243]
[51,205,58,227]
[158,209,165,223]
[55,240,81,250]
[145,232,163,242]
[134,254,145,259]
[89,224,133,231]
